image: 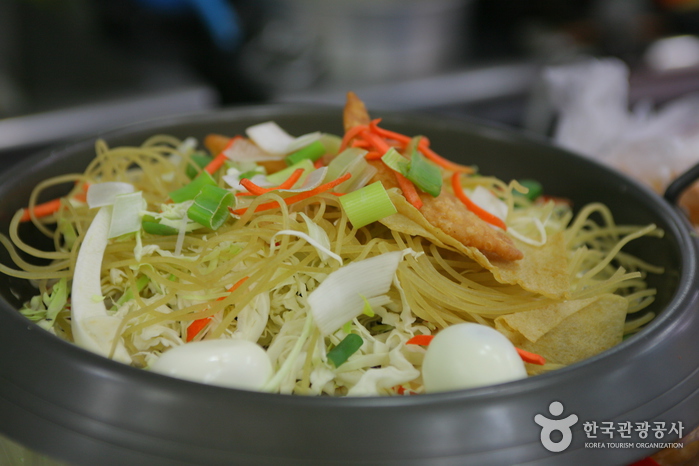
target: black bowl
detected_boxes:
[0,106,697,466]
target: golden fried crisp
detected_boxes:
[494,294,628,366]
[342,92,523,262]
[381,191,570,298]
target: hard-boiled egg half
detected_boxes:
[150,339,273,391]
[422,323,527,393]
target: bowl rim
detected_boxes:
[1,104,698,465]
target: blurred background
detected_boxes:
[3,0,699,165]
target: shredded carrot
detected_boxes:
[230,173,352,216]
[20,199,64,222]
[516,347,546,365]
[313,159,325,169]
[394,171,423,210]
[186,276,249,342]
[237,168,305,197]
[406,334,435,346]
[351,139,372,149]
[369,119,412,145]
[360,129,392,154]
[239,178,268,196]
[364,151,383,160]
[451,173,506,230]
[204,135,243,174]
[340,124,369,152]
[277,168,305,189]
[21,183,90,222]
[185,318,210,343]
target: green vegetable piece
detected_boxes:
[20,278,69,330]
[187,184,234,230]
[320,133,342,156]
[339,181,397,229]
[516,179,544,201]
[142,221,179,236]
[381,147,410,176]
[327,333,363,367]
[169,170,217,203]
[266,158,314,185]
[284,140,326,166]
[238,169,261,181]
[407,141,442,197]
[185,153,214,179]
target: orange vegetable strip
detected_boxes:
[340,124,369,151]
[516,347,546,365]
[451,172,506,230]
[369,119,412,145]
[360,129,392,154]
[20,183,90,222]
[394,171,423,210]
[351,139,372,149]
[204,135,243,174]
[364,151,383,160]
[313,159,325,169]
[276,168,304,189]
[230,172,352,215]
[406,334,434,345]
[239,178,268,196]
[238,168,305,197]
[184,318,210,343]
[20,199,63,222]
[419,140,473,174]
[186,276,249,342]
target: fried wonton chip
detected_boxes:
[381,190,570,299]
[343,91,524,262]
[494,294,628,366]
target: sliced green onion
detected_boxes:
[169,171,217,203]
[516,179,543,201]
[109,191,146,238]
[408,151,442,197]
[287,131,321,153]
[381,147,410,176]
[238,169,262,181]
[320,133,342,156]
[186,153,214,179]
[284,140,326,166]
[339,181,397,229]
[325,148,367,182]
[266,158,314,185]
[407,138,442,197]
[142,220,179,236]
[187,184,234,230]
[327,333,363,367]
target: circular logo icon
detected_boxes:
[534,401,579,452]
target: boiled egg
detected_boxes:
[422,323,527,393]
[150,339,273,391]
